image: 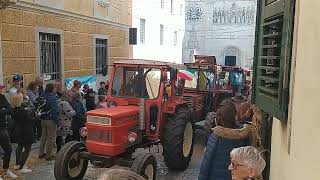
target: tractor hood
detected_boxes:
[87,105,139,119]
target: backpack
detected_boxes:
[35,96,51,119]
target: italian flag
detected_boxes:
[177,69,196,80]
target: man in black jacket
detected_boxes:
[0,84,18,178]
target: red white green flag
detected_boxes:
[177,69,196,80]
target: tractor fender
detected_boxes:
[163,101,188,115]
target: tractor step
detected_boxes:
[194,120,206,130]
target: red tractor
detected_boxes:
[181,60,248,135]
[54,60,195,180]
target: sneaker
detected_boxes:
[19,167,32,174]
[14,165,28,170]
[5,170,18,178]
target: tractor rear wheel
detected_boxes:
[162,107,195,170]
[54,141,88,180]
[131,153,157,180]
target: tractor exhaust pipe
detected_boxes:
[139,98,146,130]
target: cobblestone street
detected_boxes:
[1,130,206,180]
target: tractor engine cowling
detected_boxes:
[85,106,140,156]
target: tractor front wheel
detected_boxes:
[162,107,195,170]
[54,141,88,180]
[131,153,157,180]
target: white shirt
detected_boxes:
[9,87,18,96]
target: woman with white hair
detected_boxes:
[228,146,266,180]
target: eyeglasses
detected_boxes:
[230,159,244,169]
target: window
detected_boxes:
[161,0,164,9]
[140,19,146,44]
[39,33,61,80]
[174,31,177,46]
[170,0,173,13]
[252,0,295,121]
[225,56,236,66]
[129,28,137,45]
[96,39,108,74]
[160,25,164,45]
[112,67,161,99]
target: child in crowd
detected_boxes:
[84,89,96,111]
[81,84,89,98]
[97,95,108,109]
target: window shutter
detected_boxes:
[129,28,137,45]
[253,0,295,120]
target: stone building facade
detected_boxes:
[0,0,131,89]
[183,0,256,68]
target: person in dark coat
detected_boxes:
[10,93,35,173]
[198,105,251,180]
[0,84,18,179]
[84,88,96,111]
[98,81,107,95]
[70,92,86,141]
[35,77,44,97]
[38,83,59,161]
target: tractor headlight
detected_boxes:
[80,127,87,137]
[128,132,138,143]
[87,116,112,126]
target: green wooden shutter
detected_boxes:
[253,0,295,121]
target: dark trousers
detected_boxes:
[0,128,12,169]
[72,129,81,141]
[34,120,42,139]
[16,143,32,168]
[56,135,72,153]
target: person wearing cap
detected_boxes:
[9,75,22,96]
[84,88,96,111]
[0,84,18,179]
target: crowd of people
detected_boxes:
[0,76,110,179]
[199,97,266,180]
[0,75,266,180]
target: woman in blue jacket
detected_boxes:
[198,105,251,180]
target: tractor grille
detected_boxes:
[195,97,204,111]
[183,96,193,109]
[88,130,112,143]
[87,116,111,126]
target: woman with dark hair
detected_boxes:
[198,105,251,180]
[70,92,86,141]
[38,83,59,161]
